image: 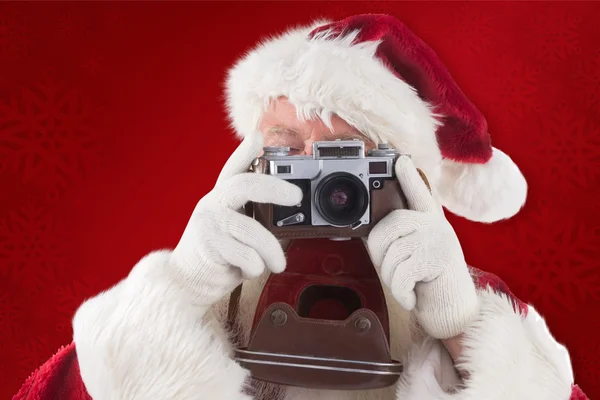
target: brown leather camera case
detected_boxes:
[232,238,404,390]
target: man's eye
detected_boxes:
[266,139,300,149]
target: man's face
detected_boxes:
[258,98,376,154]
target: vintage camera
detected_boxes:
[234,140,429,390]
[248,140,412,239]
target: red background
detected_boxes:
[1,1,599,398]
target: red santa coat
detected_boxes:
[13,264,589,400]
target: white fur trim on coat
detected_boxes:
[224,20,527,223]
[72,251,252,400]
[395,288,574,400]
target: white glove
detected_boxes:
[169,132,303,305]
[367,156,479,339]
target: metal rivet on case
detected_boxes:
[355,317,371,333]
[271,309,288,326]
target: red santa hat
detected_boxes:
[224,14,527,223]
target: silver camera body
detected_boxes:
[255,140,401,229]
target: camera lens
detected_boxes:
[315,172,368,226]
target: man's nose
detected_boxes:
[302,140,314,155]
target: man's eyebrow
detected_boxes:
[267,126,303,138]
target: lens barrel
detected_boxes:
[315,172,368,226]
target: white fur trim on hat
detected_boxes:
[437,148,528,223]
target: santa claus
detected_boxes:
[15,14,589,400]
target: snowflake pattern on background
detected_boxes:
[569,313,600,386]
[53,274,107,333]
[79,52,102,78]
[529,12,582,62]
[0,197,74,383]
[324,1,396,18]
[0,71,106,193]
[102,5,126,30]
[11,335,55,384]
[482,56,543,129]
[58,6,87,38]
[448,6,496,56]
[0,267,26,339]
[570,51,600,112]
[572,51,600,91]
[574,91,600,118]
[0,292,23,390]
[0,7,31,63]
[0,198,71,280]
[527,106,600,191]
[500,203,599,314]
[572,345,600,390]
[5,275,78,380]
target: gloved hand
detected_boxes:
[169,132,303,305]
[367,155,479,339]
